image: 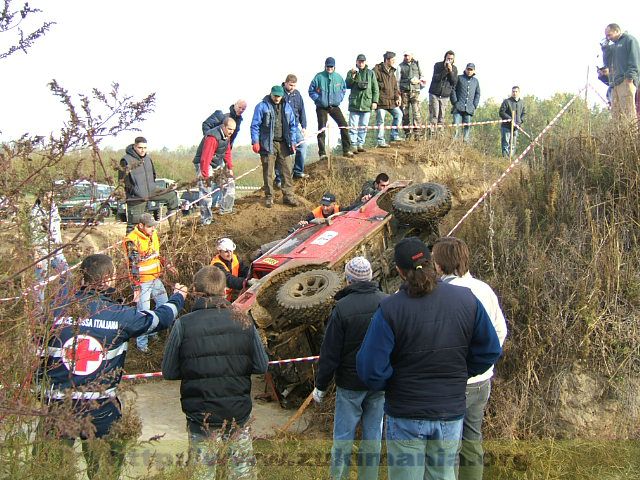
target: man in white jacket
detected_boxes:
[432,236,508,480]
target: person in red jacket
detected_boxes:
[195,117,236,225]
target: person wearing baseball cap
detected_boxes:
[250,86,301,208]
[346,53,379,153]
[451,62,481,143]
[308,57,353,159]
[210,237,256,301]
[313,256,388,479]
[357,237,502,480]
[123,212,178,352]
[298,192,345,227]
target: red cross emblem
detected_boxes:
[62,335,105,375]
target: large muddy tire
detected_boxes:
[276,269,342,323]
[392,182,451,227]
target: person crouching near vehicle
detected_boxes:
[313,257,388,480]
[162,266,269,480]
[357,237,502,480]
[297,192,342,227]
[210,237,256,301]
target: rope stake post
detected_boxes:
[447,88,585,237]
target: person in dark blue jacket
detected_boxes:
[201,100,247,146]
[250,85,300,208]
[356,237,501,480]
[451,63,481,143]
[38,253,187,479]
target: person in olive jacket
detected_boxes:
[428,50,458,133]
[346,54,380,153]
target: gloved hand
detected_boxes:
[312,387,326,404]
[247,277,258,287]
[252,143,261,154]
[291,143,297,153]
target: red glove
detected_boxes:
[291,143,297,153]
[252,143,261,154]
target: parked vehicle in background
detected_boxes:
[55,180,116,223]
[179,189,200,216]
[116,177,177,222]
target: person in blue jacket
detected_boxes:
[356,237,502,480]
[37,253,187,479]
[451,63,481,143]
[250,85,300,209]
[308,57,353,159]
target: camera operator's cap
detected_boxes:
[320,192,336,205]
[139,213,158,227]
[345,256,373,282]
[270,85,285,97]
[466,63,476,69]
[217,237,236,252]
[325,57,336,67]
[384,51,396,60]
[356,54,366,61]
[394,237,431,270]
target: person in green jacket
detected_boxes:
[346,54,380,153]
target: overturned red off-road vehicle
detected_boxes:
[233,180,452,405]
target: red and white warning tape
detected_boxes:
[447,88,585,236]
[121,354,320,381]
[0,165,262,303]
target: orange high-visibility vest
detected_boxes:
[210,253,240,300]
[311,204,340,219]
[123,228,162,284]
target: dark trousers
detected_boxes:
[316,106,351,155]
[126,189,179,233]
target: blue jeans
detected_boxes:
[35,252,69,304]
[276,131,307,180]
[195,164,222,224]
[136,277,168,350]
[331,387,384,480]
[376,107,402,144]
[452,111,472,143]
[458,379,491,480]
[349,111,371,147]
[385,414,463,480]
[500,126,519,157]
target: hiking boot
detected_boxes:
[283,196,300,207]
[351,148,360,155]
[343,151,354,158]
[293,173,309,179]
[319,154,329,161]
[265,197,273,208]
[357,146,366,153]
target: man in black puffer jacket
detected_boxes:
[313,257,388,480]
[162,266,268,480]
[428,50,458,133]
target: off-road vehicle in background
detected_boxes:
[55,180,115,223]
[232,180,452,405]
[116,177,176,222]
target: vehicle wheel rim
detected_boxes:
[407,186,436,205]
[290,275,327,298]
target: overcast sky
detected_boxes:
[1,0,638,149]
